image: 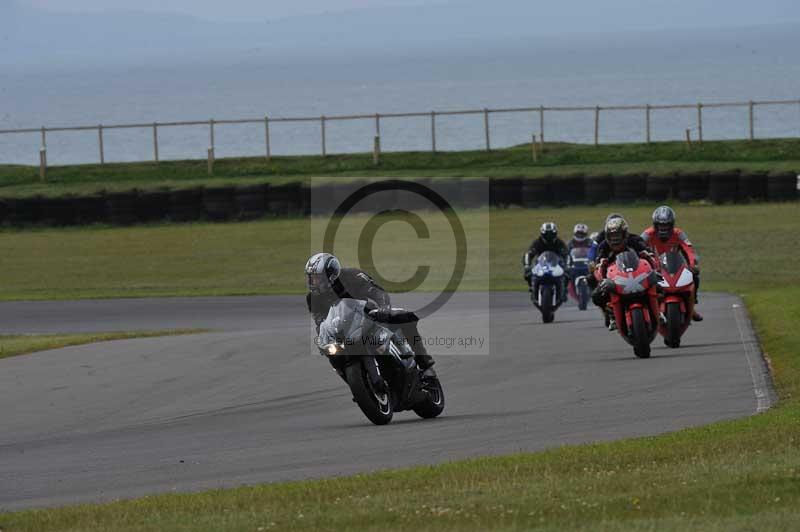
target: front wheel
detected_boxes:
[412,377,445,419]
[577,280,590,311]
[345,362,393,425]
[665,301,683,348]
[540,284,555,323]
[630,307,651,359]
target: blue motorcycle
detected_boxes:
[524,251,565,323]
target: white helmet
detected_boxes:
[573,223,589,242]
[305,253,341,294]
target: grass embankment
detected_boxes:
[1,138,799,198]
[0,330,208,361]
[0,203,796,300]
[0,203,798,530]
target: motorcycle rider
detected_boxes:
[568,223,598,261]
[591,216,655,330]
[523,222,570,303]
[641,205,703,322]
[305,252,436,373]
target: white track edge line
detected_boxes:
[732,301,773,413]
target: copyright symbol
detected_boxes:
[322,180,467,319]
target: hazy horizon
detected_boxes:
[4,0,800,69]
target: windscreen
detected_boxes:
[318,298,368,346]
[570,247,590,260]
[538,251,561,267]
[659,250,687,275]
[615,250,641,271]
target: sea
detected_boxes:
[2,30,799,166]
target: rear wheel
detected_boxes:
[540,285,555,323]
[345,362,393,425]
[630,307,651,359]
[412,377,445,419]
[665,301,683,348]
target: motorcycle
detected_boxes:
[600,250,661,358]
[656,250,696,348]
[567,246,593,311]
[525,251,565,323]
[317,298,445,425]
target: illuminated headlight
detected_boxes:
[325,343,341,356]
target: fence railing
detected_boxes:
[2,98,799,168]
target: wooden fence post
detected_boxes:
[40,127,47,149]
[594,106,600,146]
[539,106,545,146]
[209,119,216,152]
[39,147,47,181]
[207,147,215,175]
[697,103,703,143]
[431,111,437,153]
[321,116,327,157]
[646,104,651,144]
[375,113,381,137]
[531,134,538,162]
[153,123,159,163]
[98,125,105,164]
[685,129,692,149]
[484,108,491,151]
[749,101,755,141]
[373,136,381,165]
[264,116,271,161]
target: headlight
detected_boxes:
[324,343,341,356]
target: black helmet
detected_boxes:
[573,223,589,242]
[305,252,341,294]
[540,222,558,244]
[652,205,675,240]
[605,216,629,250]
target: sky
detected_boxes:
[21,0,447,20]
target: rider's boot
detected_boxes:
[692,310,704,322]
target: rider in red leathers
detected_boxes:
[641,205,703,321]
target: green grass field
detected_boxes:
[1,138,798,197]
[0,203,795,300]
[0,202,799,530]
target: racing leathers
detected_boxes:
[524,236,570,302]
[307,267,434,370]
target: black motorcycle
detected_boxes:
[317,298,445,425]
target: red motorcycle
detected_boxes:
[599,250,661,359]
[656,250,696,348]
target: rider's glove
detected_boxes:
[368,307,392,322]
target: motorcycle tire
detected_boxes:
[666,301,682,348]
[345,362,394,425]
[540,285,555,323]
[631,307,652,359]
[412,377,446,419]
[578,282,590,311]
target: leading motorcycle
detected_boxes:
[599,250,661,358]
[317,298,445,425]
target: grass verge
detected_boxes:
[0,330,209,361]
[1,138,799,197]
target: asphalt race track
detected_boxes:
[0,292,775,510]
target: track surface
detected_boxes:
[0,292,773,511]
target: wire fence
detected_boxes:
[2,98,799,167]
